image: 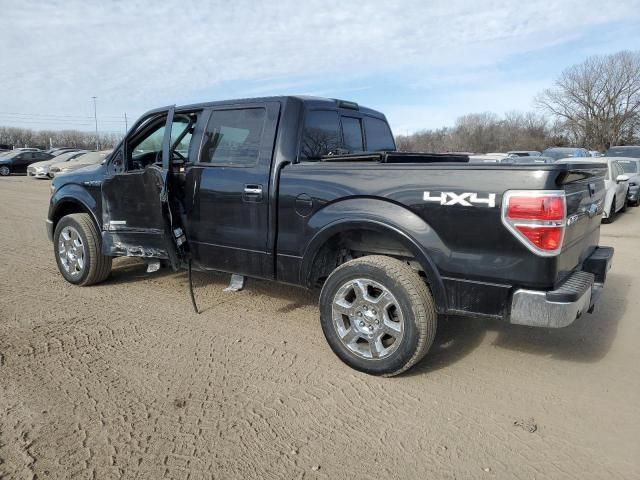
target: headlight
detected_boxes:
[630,182,638,187]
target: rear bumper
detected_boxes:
[509,246,613,328]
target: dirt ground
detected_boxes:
[0,175,638,480]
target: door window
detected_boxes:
[341,116,364,153]
[363,116,395,151]
[300,110,341,160]
[128,116,192,170]
[200,108,266,166]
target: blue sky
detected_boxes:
[1,0,639,135]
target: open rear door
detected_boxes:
[101,106,185,269]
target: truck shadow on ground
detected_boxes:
[488,273,629,364]
[409,273,629,375]
[105,258,628,374]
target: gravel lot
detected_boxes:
[1,176,638,479]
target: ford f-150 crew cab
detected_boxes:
[47,96,613,376]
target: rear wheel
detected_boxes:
[621,197,628,212]
[0,165,10,176]
[53,213,112,286]
[319,255,437,376]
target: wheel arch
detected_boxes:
[50,186,101,235]
[300,199,448,313]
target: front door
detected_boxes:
[101,107,191,268]
[184,102,280,278]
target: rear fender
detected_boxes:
[300,198,449,312]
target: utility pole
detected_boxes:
[124,112,128,133]
[92,96,99,150]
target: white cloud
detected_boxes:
[1,0,639,131]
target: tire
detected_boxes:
[0,165,10,176]
[53,213,112,286]
[621,197,628,213]
[602,197,615,224]
[319,255,437,376]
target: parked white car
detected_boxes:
[557,158,630,223]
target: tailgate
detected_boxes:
[555,163,607,285]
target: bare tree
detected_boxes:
[536,50,640,149]
[396,111,553,153]
[0,126,122,150]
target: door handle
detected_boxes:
[243,184,263,202]
[243,185,263,195]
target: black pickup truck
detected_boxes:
[47,96,613,376]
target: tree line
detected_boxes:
[399,50,640,153]
[0,126,122,151]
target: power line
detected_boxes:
[0,111,126,120]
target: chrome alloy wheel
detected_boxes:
[58,226,86,277]
[332,278,404,359]
[0,166,9,176]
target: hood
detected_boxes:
[30,159,56,169]
[52,162,106,189]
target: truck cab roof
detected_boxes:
[174,95,387,119]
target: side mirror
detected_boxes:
[616,174,629,183]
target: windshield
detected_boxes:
[70,152,107,164]
[54,151,85,162]
[617,160,639,174]
[542,148,575,161]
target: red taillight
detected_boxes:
[507,196,564,220]
[515,226,563,250]
[502,191,567,256]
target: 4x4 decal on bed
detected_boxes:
[423,191,497,207]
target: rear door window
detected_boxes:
[341,116,364,153]
[200,108,266,166]
[363,116,395,152]
[300,110,341,160]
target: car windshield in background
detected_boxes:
[542,149,577,161]
[617,160,639,174]
[71,152,107,164]
[607,147,640,158]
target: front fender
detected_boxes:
[300,198,449,312]
[49,183,101,230]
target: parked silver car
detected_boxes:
[614,157,640,206]
[49,150,111,177]
[557,158,630,223]
[27,150,88,178]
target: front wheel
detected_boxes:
[319,255,437,376]
[53,213,112,286]
[0,165,10,176]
